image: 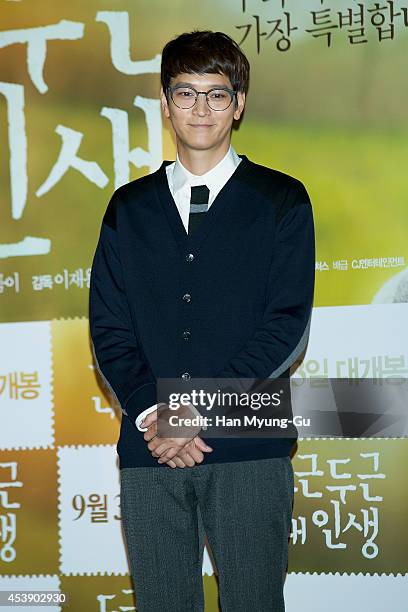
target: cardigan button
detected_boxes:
[186,253,194,262]
[181,372,191,381]
[182,293,191,303]
[182,330,191,340]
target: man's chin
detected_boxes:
[178,138,221,151]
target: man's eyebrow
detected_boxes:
[171,81,229,88]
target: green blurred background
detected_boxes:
[1,0,407,320]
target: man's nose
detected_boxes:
[193,93,211,114]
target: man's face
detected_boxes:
[160,72,245,153]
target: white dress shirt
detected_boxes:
[134,144,242,431]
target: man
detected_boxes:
[89,29,315,612]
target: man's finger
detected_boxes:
[162,446,180,461]
[140,410,157,429]
[186,448,204,463]
[147,437,181,459]
[143,422,157,442]
[155,445,181,462]
[168,456,187,468]
[168,450,195,467]
[194,437,213,452]
[152,444,178,459]
[146,436,163,452]
[159,443,203,465]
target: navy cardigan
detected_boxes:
[89,154,315,468]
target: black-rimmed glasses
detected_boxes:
[167,85,237,111]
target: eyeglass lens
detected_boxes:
[171,87,233,110]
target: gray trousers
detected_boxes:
[120,456,294,612]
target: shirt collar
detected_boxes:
[171,144,241,195]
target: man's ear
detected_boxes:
[233,91,246,121]
[160,87,170,118]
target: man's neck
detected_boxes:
[176,142,231,176]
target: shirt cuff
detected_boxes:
[135,404,158,432]
[135,402,207,432]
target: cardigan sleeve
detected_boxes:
[89,189,157,428]
[215,179,315,381]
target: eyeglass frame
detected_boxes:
[166,84,238,111]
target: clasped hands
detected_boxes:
[141,402,213,468]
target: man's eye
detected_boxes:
[209,91,227,99]
[175,89,194,97]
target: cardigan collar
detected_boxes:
[153,153,251,253]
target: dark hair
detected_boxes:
[160,30,250,105]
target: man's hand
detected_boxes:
[164,436,213,467]
[141,406,213,468]
[146,402,202,461]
